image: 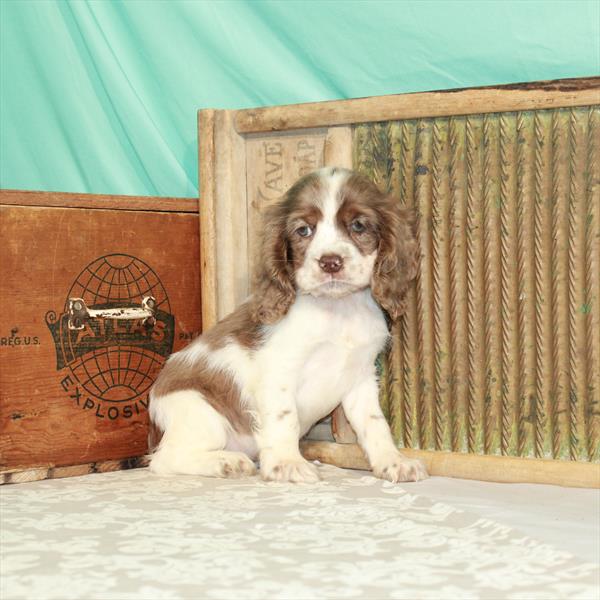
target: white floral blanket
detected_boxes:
[1,464,598,600]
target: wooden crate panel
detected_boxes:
[354,107,599,461]
[0,203,201,472]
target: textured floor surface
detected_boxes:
[1,464,598,600]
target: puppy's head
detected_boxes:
[252,167,419,324]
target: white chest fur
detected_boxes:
[255,290,389,434]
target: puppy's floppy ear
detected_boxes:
[371,200,420,322]
[250,203,296,324]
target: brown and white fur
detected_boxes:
[148,167,427,483]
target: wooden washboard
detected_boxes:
[198,77,600,488]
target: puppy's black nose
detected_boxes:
[319,254,343,273]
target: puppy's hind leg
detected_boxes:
[148,390,256,478]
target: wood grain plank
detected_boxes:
[300,441,600,488]
[199,109,218,329]
[213,111,249,321]
[465,115,486,454]
[482,113,503,455]
[1,189,198,213]
[533,110,554,458]
[413,119,434,450]
[430,118,452,451]
[448,116,469,453]
[235,78,600,133]
[398,120,420,449]
[498,112,520,455]
[587,107,600,461]
[516,111,535,457]
[1,456,147,485]
[550,109,571,459]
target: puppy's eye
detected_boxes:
[350,220,366,233]
[296,225,313,238]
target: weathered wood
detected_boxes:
[199,109,218,329]
[331,407,357,444]
[323,126,353,169]
[300,441,600,488]
[355,106,600,463]
[1,189,198,213]
[0,456,147,485]
[215,111,248,321]
[235,77,600,133]
[0,196,201,476]
[198,109,248,327]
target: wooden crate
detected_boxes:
[0,191,201,484]
[198,77,600,488]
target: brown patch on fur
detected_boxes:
[147,303,263,452]
[150,351,253,436]
[340,173,420,321]
[277,410,292,420]
[148,421,164,452]
[287,204,323,270]
[371,203,419,321]
[336,191,379,255]
[203,302,264,350]
[250,202,296,325]
[251,172,325,324]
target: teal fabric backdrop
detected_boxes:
[1,0,599,198]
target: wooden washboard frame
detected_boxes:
[198,77,600,488]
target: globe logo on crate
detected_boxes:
[46,254,175,420]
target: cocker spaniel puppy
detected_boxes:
[148,167,427,483]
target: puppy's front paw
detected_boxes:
[260,453,320,483]
[372,453,428,483]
